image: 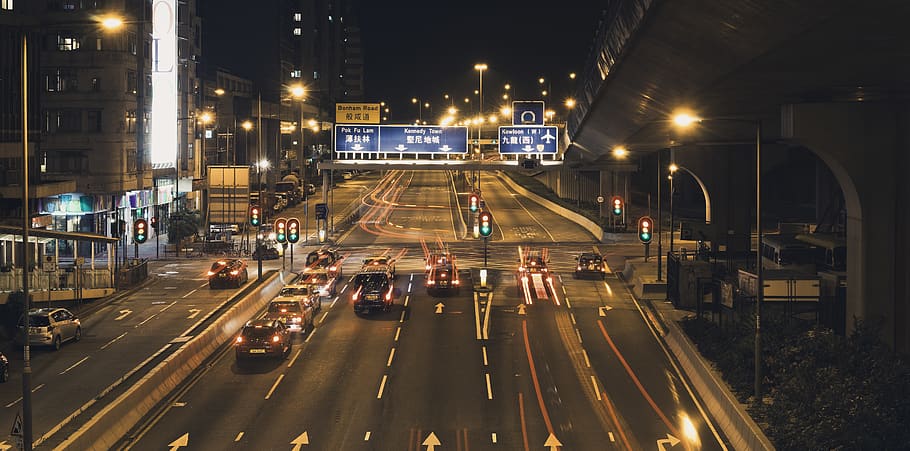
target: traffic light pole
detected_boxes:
[484,236,488,267]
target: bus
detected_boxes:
[795,233,846,271]
[761,234,817,272]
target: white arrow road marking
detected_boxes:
[599,305,613,317]
[0,440,12,451]
[544,433,563,450]
[187,308,202,319]
[168,433,188,450]
[422,432,441,451]
[115,309,132,321]
[435,302,444,314]
[657,433,681,450]
[290,431,310,450]
[517,304,527,315]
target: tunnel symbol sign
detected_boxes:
[520,111,537,124]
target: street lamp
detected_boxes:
[199,111,215,172]
[672,111,764,401]
[289,83,310,244]
[669,163,679,258]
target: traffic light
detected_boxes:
[638,216,653,243]
[479,211,493,237]
[469,193,480,213]
[275,218,287,243]
[287,218,300,243]
[149,216,158,231]
[249,205,261,227]
[133,218,148,244]
[611,195,623,216]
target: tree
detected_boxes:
[167,209,201,245]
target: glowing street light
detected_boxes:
[289,83,306,99]
[612,146,628,158]
[241,120,253,131]
[565,98,576,109]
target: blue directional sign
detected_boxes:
[334,125,379,152]
[512,101,545,125]
[498,126,559,154]
[378,125,468,154]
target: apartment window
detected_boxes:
[126,149,137,172]
[96,38,102,51]
[293,12,302,21]
[2,0,13,11]
[45,68,78,92]
[45,151,88,173]
[87,110,102,132]
[290,70,301,78]
[126,70,137,94]
[91,77,100,91]
[125,110,136,133]
[57,34,81,51]
[293,28,302,36]
[313,71,319,80]
[128,32,137,56]
[45,109,82,133]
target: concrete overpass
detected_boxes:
[564,0,910,350]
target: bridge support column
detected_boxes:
[783,101,910,351]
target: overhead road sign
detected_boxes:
[336,103,381,124]
[498,126,559,154]
[379,125,468,154]
[335,125,380,152]
[512,101,545,125]
[336,125,468,154]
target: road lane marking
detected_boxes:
[305,328,317,343]
[135,314,157,327]
[377,375,388,399]
[602,393,633,451]
[473,292,481,340]
[264,374,284,399]
[399,311,406,323]
[288,349,302,368]
[575,329,583,343]
[485,373,493,400]
[330,296,339,309]
[5,384,46,408]
[394,327,401,341]
[522,320,554,434]
[387,348,396,367]
[407,283,412,292]
[59,356,89,375]
[591,376,602,400]
[364,431,371,441]
[518,392,530,451]
[235,432,244,442]
[159,301,178,312]
[404,295,410,307]
[582,349,591,368]
[570,313,577,325]
[565,297,572,309]
[492,433,497,444]
[482,346,488,366]
[181,289,197,299]
[100,332,128,350]
[608,432,615,442]
[320,311,329,323]
[198,282,208,289]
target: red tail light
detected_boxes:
[272,335,280,343]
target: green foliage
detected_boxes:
[167,209,201,244]
[682,316,910,449]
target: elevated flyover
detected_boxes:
[566,0,910,350]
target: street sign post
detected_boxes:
[335,103,380,124]
[498,126,559,154]
[315,203,328,220]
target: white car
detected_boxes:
[299,269,338,298]
[341,171,354,180]
[276,284,322,313]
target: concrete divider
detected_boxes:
[54,272,287,450]
[494,172,605,242]
[660,318,775,451]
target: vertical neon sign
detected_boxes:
[152,0,177,167]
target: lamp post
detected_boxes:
[669,163,679,257]
[474,63,487,191]
[289,83,309,244]
[673,112,763,400]
[18,31,35,451]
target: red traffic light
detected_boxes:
[469,193,480,212]
[637,216,653,243]
[611,195,623,216]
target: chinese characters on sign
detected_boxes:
[498,126,559,154]
[334,125,379,152]
[335,103,381,124]
[334,125,468,154]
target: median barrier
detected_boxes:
[494,172,605,242]
[54,271,287,450]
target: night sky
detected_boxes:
[203,0,608,122]
[355,0,607,121]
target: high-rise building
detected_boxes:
[0,0,203,255]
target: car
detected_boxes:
[0,352,9,382]
[17,308,82,351]
[305,183,316,195]
[341,171,354,180]
[352,271,396,314]
[362,255,396,279]
[575,252,606,279]
[299,269,338,298]
[252,243,280,260]
[234,319,291,361]
[303,249,343,278]
[426,262,460,295]
[517,251,552,284]
[208,259,249,289]
[264,298,315,333]
[277,284,322,313]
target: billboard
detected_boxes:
[151,0,178,167]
